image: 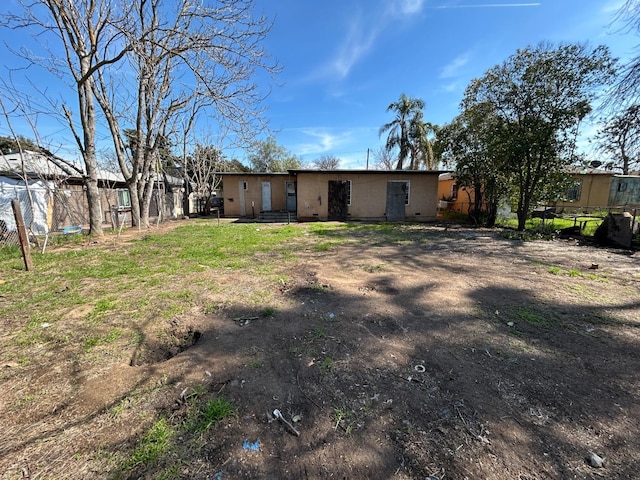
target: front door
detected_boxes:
[239,180,247,216]
[328,180,349,221]
[386,181,406,222]
[261,181,272,211]
[285,181,297,212]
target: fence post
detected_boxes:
[11,199,33,271]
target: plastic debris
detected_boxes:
[328,313,335,319]
[587,452,605,468]
[414,364,426,373]
[273,409,300,436]
[242,439,261,452]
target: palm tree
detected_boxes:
[409,119,439,170]
[379,94,425,170]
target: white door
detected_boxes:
[261,181,272,211]
[239,180,246,216]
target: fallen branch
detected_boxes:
[273,409,300,436]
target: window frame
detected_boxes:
[116,188,131,210]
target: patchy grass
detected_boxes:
[188,397,236,434]
[2,220,638,480]
[498,216,605,237]
[120,418,173,474]
[546,265,609,282]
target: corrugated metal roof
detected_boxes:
[0,150,180,184]
[0,150,80,178]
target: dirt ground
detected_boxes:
[1,222,639,479]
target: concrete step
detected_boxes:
[256,211,297,223]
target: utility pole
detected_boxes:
[366,148,370,170]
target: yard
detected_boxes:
[1,220,639,479]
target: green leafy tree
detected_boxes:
[595,104,640,174]
[463,43,616,230]
[247,137,301,172]
[0,135,41,153]
[436,103,509,226]
[226,159,251,173]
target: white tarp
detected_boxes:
[0,176,51,235]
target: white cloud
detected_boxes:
[431,3,540,8]
[317,0,426,81]
[390,0,426,16]
[440,52,471,79]
[284,127,377,168]
[441,80,461,93]
[331,19,379,79]
[601,1,625,15]
[292,128,350,156]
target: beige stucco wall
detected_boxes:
[296,171,439,221]
[555,173,613,212]
[221,173,295,217]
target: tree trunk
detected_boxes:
[79,79,104,237]
[128,179,142,228]
[140,178,155,228]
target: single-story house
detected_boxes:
[216,172,296,217]
[438,169,640,217]
[219,169,443,222]
[437,172,474,214]
[554,169,640,212]
[0,150,184,234]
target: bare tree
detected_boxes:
[596,104,640,174]
[5,0,278,229]
[182,143,225,212]
[93,0,278,227]
[372,146,395,170]
[4,0,133,236]
[312,155,340,170]
[611,1,640,106]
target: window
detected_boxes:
[116,188,131,210]
[346,180,352,206]
[242,181,248,190]
[564,181,582,202]
[389,180,410,205]
[451,183,459,201]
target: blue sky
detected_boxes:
[0,0,637,169]
[250,0,637,168]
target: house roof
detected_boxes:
[219,169,447,175]
[0,150,84,178]
[0,149,184,186]
[217,171,292,176]
[288,169,447,174]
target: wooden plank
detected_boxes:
[11,199,33,271]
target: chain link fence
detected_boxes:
[0,191,38,247]
[0,182,89,249]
